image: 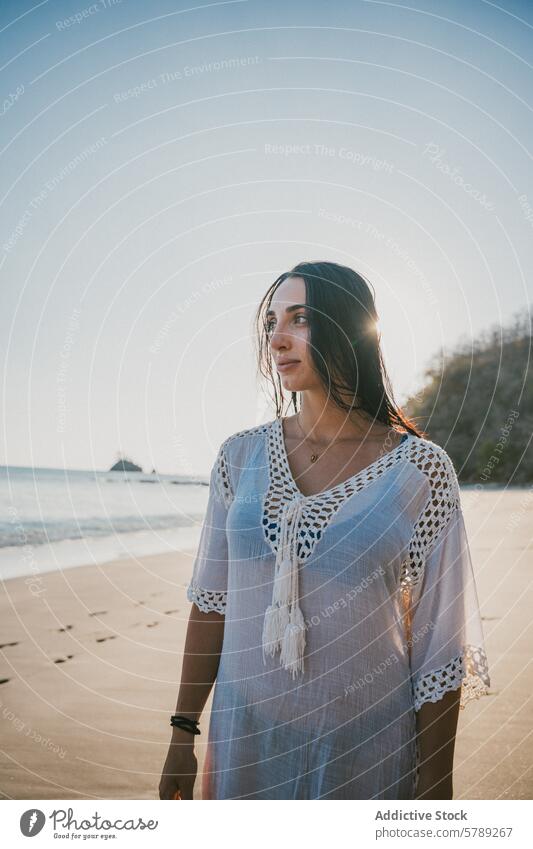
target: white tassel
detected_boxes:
[262,604,281,662]
[279,604,306,679]
[263,495,307,676]
[278,601,290,634]
[273,556,292,605]
[262,602,290,663]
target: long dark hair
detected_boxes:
[254,260,423,437]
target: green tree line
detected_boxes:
[404,307,532,484]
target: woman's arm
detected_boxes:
[172,602,225,726]
[159,603,225,799]
[160,439,231,798]
[415,688,461,799]
[403,446,490,799]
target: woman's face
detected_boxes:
[266,276,322,392]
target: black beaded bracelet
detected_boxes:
[170,714,201,735]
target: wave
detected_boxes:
[0,512,202,549]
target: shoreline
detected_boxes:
[1,482,530,584]
[0,524,203,583]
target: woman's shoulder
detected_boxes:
[219,418,274,454]
[405,432,461,506]
[219,421,273,457]
[214,418,274,493]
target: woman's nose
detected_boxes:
[269,328,290,351]
[269,323,295,350]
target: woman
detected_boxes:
[159,260,490,800]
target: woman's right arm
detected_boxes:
[158,603,225,800]
[159,439,232,799]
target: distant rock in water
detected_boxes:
[109,458,143,472]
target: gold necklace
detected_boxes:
[294,414,399,465]
[295,413,344,463]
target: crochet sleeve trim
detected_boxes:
[400,441,461,592]
[214,438,234,509]
[187,580,227,615]
[413,644,491,712]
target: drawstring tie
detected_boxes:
[262,494,307,679]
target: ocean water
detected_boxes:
[0,465,210,580]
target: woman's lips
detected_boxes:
[277,361,300,372]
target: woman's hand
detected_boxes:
[159,730,198,800]
[160,604,225,799]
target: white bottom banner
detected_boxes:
[2,799,531,847]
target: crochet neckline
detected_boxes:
[273,416,411,501]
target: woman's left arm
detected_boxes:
[401,445,491,799]
[415,688,461,799]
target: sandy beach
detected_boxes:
[0,487,531,800]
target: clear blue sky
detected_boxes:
[1,0,532,473]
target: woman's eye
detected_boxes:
[266,313,307,334]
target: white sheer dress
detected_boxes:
[186,417,491,800]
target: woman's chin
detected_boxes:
[280,377,308,392]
